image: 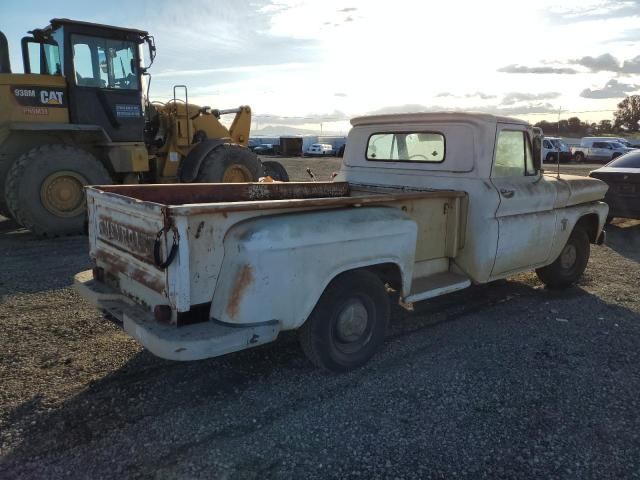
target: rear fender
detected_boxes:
[178,139,225,182]
[210,206,418,330]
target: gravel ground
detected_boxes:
[1,161,639,479]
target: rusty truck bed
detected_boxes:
[89,181,466,214]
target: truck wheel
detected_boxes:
[298,270,390,372]
[545,153,556,163]
[4,145,112,237]
[196,145,263,183]
[573,152,585,163]
[535,226,590,289]
[261,160,290,181]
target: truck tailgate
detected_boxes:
[87,188,169,310]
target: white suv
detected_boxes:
[306,143,334,156]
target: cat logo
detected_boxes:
[40,90,64,105]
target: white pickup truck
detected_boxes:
[75,113,609,371]
[571,138,631,163]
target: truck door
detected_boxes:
[592,142,610,162]
[490,127,557,276]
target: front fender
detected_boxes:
[211,206,417,330]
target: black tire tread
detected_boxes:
[5,144,111,237]
[195,144,263,183]
[298,269,390,372]
[261,160,290,182]
[536,226,590,289]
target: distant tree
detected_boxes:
[534,120,555,135]
[614,95,640,132]
[597,120,612,133]
[567,116,581,132]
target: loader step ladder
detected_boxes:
[405,272,471,303]
[173,84,191,147]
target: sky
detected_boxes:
[2,0,640,134]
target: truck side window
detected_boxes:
[367,132,445,162]
[493,130,535,177]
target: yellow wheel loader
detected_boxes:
[0,19,288,236]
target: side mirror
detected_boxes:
[141,35,156,72]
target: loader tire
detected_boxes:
[261,160,290,181]
[196,145,263,183]
[5,145,112,237]
[535,226,590,290]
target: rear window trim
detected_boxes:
[365,131,446,164]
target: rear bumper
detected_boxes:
[74,270,280,361]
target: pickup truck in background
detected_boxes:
[571,139,632,163]
[75,113,609,371]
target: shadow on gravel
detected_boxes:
[605,219,640,262]
[3,275,639,479]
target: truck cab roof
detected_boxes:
[351,112,530,127]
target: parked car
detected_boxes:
[253,143,276,154]
[75,112,608,371]
[542,137,571,163]
[589,150,640,221]
[571,139,631,163]
[306,143,334,156]
[335,144,346,157]
[583,137,636,149]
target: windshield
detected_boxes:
[71,34,139,90]
[550,139,568,149]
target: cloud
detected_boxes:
[466,92,497,99]
[333,92,347,97]
[573,53,620,72]
[365,102,559,117]
[338,7,357,12]
[580,79,640,99]
[621,55,640,74]
[253,110,350,126]
[434,92,496,99]
[498,64,578,74]
[501,92,561,105]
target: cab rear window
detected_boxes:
[367,132,445,162]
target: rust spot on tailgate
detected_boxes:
[95,250,166,294]
[226,265,254,319]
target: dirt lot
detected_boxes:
[1,161,639,479]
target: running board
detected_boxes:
[405,272,471,303]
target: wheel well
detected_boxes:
[362,263,403,292]
[575,213,599,243]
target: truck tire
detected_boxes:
[298,270,390,372]
[535,226,590,289]
[261,160,290,181]
[545,153,556,163]
[196,145,263,183]
[573,152,585,163]
[4,145,112,237]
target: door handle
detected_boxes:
[500,189,515,198]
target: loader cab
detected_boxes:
[21,18,155,142]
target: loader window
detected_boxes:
[367,132,445,162]
[72,35,139,90]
